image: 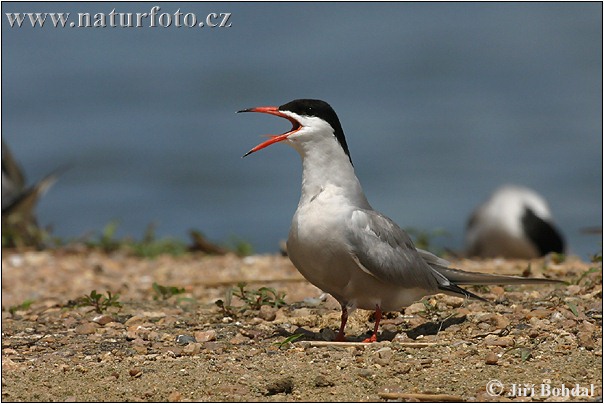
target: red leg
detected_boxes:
[362,305,382,343]
[334,305,348,342]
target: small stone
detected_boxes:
[168,391,182,402]
[484,335,514,347]
[132,345,148,355]
[265,377,294,395]
[259,305,277,321]
[92,314,114,325]
[124,315,147,326]
[129,368,143,378]
[392,332,413,343]
[320,328,336,341]
[526,309,551,319]
[485,352,499,365]
[229,333,250,345]
[314,374,334,387]
[75,322,98,335]
[357,369,374,379]
[374,347,393,366]
[405,302,426,315]
[182,342,202,356]
[577,332,595,350]
[175,335,197,345]
[194,330,217,342]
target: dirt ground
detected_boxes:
[1,248,602,402]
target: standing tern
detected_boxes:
[240,99,561,342]
[465,184,565,259]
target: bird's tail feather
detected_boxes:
[438,283,488,302]
[433,266,563,286]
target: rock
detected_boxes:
[129,368,142,378]
[265,377,294,395]
[374,347,393,365]
[182,342,202,356]
[483,335,514,347]
[259,305,277,321]
[485,352,499,365]
[132,345,148,355]
[229,333,250,345]
[405,302,426,315]
[74,322,98,335]
[526,309,551,319]
[577,331,595,350]
[92,314,114,325]
[320,328,336,341]
[124,315,147,326]
[168,391,182,402]
[357,369,374,379]
[314,374,334,387]
[194,330,217,342]
[175,334,196,345]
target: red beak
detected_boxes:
[238,106,302,157]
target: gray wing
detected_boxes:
[346,209,561,301]
[346,209,444,291]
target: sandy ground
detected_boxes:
[1,248,602,402]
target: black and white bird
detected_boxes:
[240,99,561,342]
[465,185,565,259]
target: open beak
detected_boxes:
[238,106,302,157]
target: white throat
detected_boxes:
[287,127,371,209]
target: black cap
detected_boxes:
[278,99,352,164]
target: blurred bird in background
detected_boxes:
[465,184,565,259]
[2,141,62,247]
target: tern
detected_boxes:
[240,99,561,342]
[465,185,565,259]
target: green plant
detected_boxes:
[77,290,122,314]
[8,299,34,316]
[274,333,304,348]
[572,267,601,286]
[566,300,579,317]
[232,282,287,310]
[129,224,188,258]
[216,283,287,316]
[226,236,254,256]
[152,282,185,300]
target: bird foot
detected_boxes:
[362,334,378,343]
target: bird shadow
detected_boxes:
[273,315,467,342]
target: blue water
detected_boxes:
[2,2,602,258]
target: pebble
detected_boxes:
[129,368,142,378]
[374,347,393,366]
[314,374,334,387]
[74,322,98,335]
[577,331,595,350]
[194,330,217,342]
[124,315,147,326]
[404,302,426,315]
[167,391,182,402]
[92,314,114,325]
[182,342,202,356]
[526,309,551,319]
[485,352,499,365]
[265,377,294,395]
[229,333,250,345]
[357,369,374,379]
[175,335,197,345]
[259,305,277,321]
[483,335,514,347]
